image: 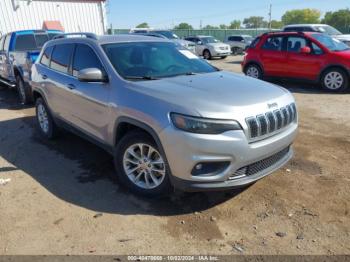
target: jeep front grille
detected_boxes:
[246,103,297,140]
[229,146,290,180]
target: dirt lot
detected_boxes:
[0,55,349,255]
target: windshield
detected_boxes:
[102,42,217,80]
[201,37,220,44]
[243,36,253,42]
[312,33,349,52]
[153,31,179,39]
[315,25,342,35]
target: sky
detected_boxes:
[107,0,350,29]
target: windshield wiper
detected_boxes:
[124,76,159,81]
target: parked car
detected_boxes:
[224,35,254,55]
[129,28,153,34]
[283,24,350,46]
[151,30,197,54]
[185,36,231,59]
[242,31,350,92]
[31,33,298,196]
[132,29,197,54]
[0,29,62,104]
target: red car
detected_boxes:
[242,31,350,92]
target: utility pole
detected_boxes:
[200,20,203,29]
[268,4,272,30]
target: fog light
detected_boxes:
[191,162,230,177]
[195,164,203,170]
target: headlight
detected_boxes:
[170,113,242,134]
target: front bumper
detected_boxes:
[159,123,298,191]
[212,49,231,57]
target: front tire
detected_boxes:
[203,50,212,60]
[35,97,59,139]
[321,68,348,92]
[231,47,243,55]
[114,131,172,197]
[16,75,32,105]
[245,64,263,79]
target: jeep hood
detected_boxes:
[131,71,292,118]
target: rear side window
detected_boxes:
[50,44,74,74]
[35,34,49,48]
[262,36,283,51]
[15,34,37,51]
[230,36,243,41]
[72,44,105,77]
[40,46,54,67]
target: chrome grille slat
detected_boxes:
[246,103,297,140]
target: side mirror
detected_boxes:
[78,68,108,83]
[197,41,203,45]
[300,46,311,54]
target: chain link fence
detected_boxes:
[108,29,279,41]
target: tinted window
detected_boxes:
[231,36,243,41]
[262,36,283,51]
[50,44,74,73]
[35,34,49,48]
[40,46,53,67]
[72,44,105,77]
[287,37,307,53]
[15,34,37,51]
[4,35,11,51]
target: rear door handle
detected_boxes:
[67,84,76,90]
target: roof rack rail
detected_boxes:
[53,32,98,40]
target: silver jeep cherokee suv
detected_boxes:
[31,33,298,196]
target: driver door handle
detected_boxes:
[67,84,76,90]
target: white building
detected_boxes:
[0,0,107,35]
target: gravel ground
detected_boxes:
[0,55,349,255]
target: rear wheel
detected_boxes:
[321,68,348,92]
[203,50,212,60]
[231,47,242,55]
[35,97,59,139]
[16,75,32,105]
[245,64,263,79]
[115,131,172,197]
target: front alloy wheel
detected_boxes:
[322,69,348,92]
[203,50,212,60]
[245,64,262,79]
[115,131,171,196]
[123,143,166,190]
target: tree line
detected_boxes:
[135,8,350,32]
